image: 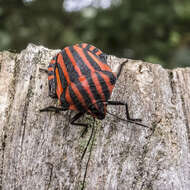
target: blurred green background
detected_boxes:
[0,0,190,68]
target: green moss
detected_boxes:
[78,181,86,190]
[77,115,102,154]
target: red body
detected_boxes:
[47,43,116,119]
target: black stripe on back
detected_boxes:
[86,75,103,111]
[48,58,57,98]
[85,45,106,62]
[100,70,116,86]
[69,46,103,110]
[61,49,79,83]
[69,46,90,75]
[95,71,111,101]
[68,85,85,112]
[85,44,91,51]
[78,43,83,48]
[48,64,54,68]
[61,47,94,110]
[86,47,107,66]
[56,54,68,91]
[74,81,93,109]
[98,53,107,63]
[56,56,70,109]
[82,49,102,71]
[79,43,106,63]
[92,48,98,54]
[48,71,54,76]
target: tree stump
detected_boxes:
[0,44,190,190]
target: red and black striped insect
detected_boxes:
[40,43,149,189]
[40,43,148,131]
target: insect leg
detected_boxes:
[39,68,48,73]
[40,106,67,113]
[112,59,128,79]
[70,112,88,137]
[106,100,150,128]
[107,100,142,122]
[81,118,96,190]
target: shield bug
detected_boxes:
[40,43,148,130]
[40,43,149,189]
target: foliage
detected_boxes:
[0,0,190,68]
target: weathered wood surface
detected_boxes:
[0,44,190,190]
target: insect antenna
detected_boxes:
[81,118,96,190]
[106,111,151,129]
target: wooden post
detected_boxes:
[0,44,190,189]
